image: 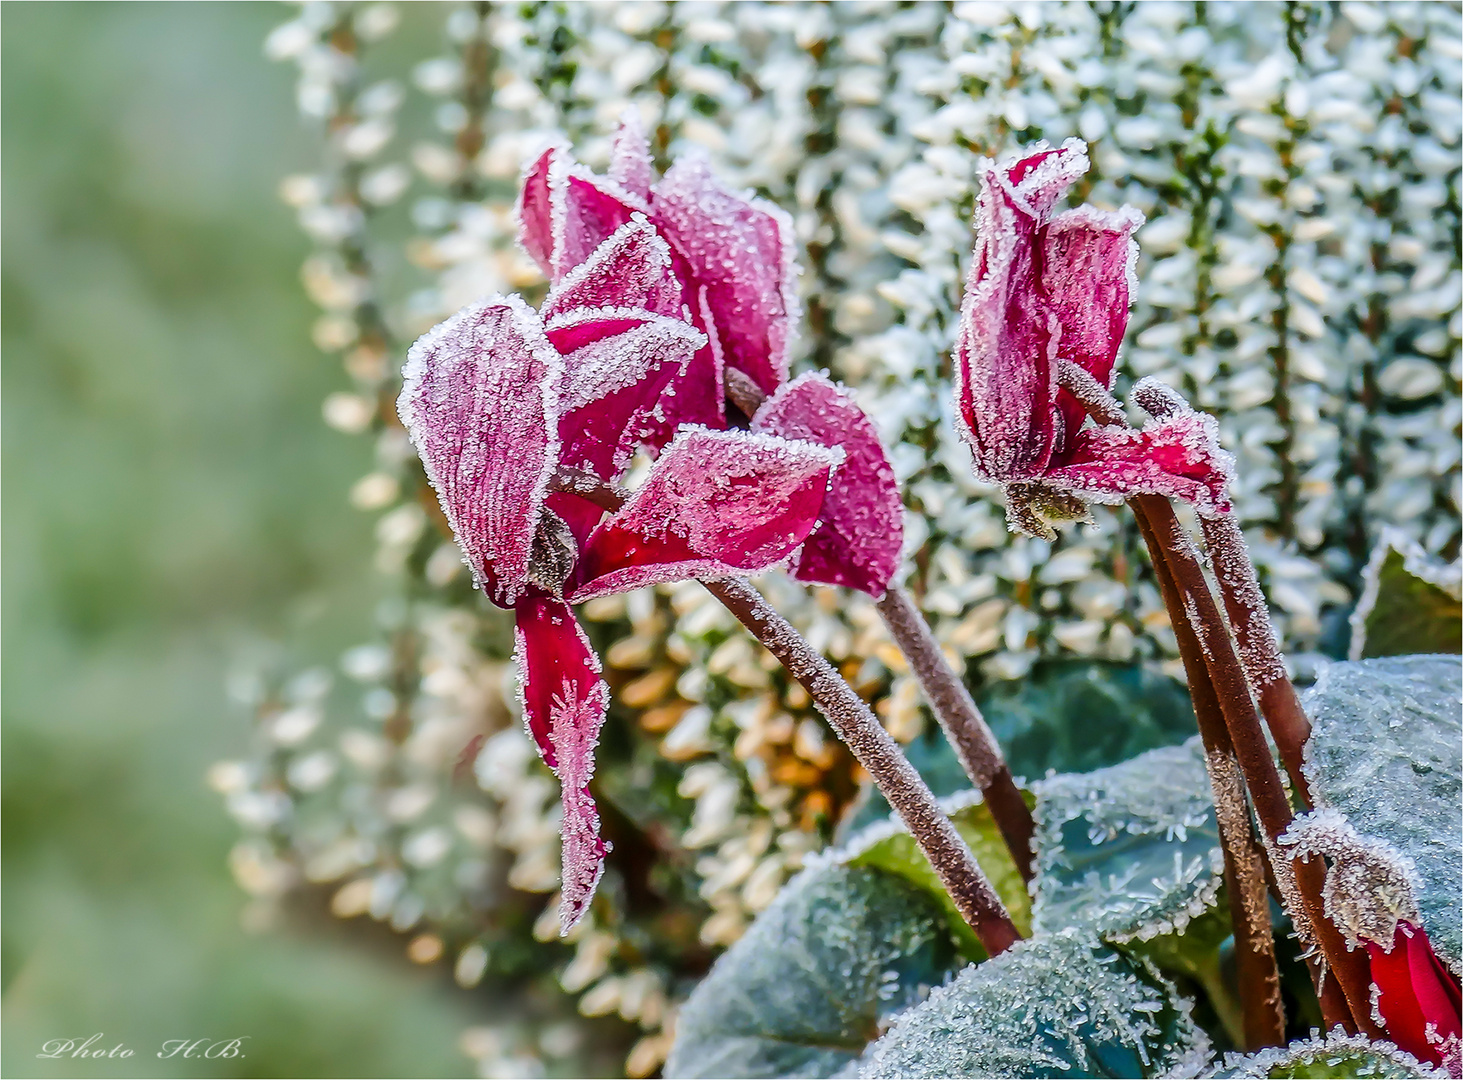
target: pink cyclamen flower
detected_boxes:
[1366,921,1462,1075]
[519,118,904,597]
[955,138,1233,539]
[399,239,841,931]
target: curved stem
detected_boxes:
[705,577,1021,956]
[875,587,1036,882]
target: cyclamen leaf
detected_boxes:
[1301,656,1463,973]
[1208,1032,1444,1079]
[397,295,560,608]
[664,863,958,1080]
[651,156,798,397]
[1031,738,1224,943]
[752,373,904,597]
[512,592,610,933]
[569,427,840,602]
[855,930,1209,1079]
[1349,530,1462,660]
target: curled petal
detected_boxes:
[608,110,655,201]
[541,215,687,323]
[517,146,645,282]
[1366,921,1462,1072]
[546,308,706,481]
[1042,408,1235,515]
[1043,205,1144,451]
[513,592,611,934]
[955,138,1093,483]
[752,373,903,597]
[651,157,799,396]
[398,295,561,608]
[569,427,840,602]
[517,146,558,273]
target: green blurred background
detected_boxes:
[3,5,477,1076]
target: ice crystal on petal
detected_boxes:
[608,107,654,202]
[1364,922,1463,1074]
[752,373,904,597]
[570,427,841,601]
[541,215,686,321]
[651,155,799,397]
[397,295,561,608]
[1208,1030,1446,1079]
[512,592,610,933]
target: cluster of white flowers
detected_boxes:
[223,4,1460,1077]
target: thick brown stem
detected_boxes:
[876,587,1036,882]
[1132,379,1313,803]
[706,577,1021,957]
[1130,501,1286,1048]
[1133,495,1379,1036]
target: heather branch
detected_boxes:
[552,465,1021,955]
[728,365,1037,881]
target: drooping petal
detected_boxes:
[398,295,561,608]
[650,156,799,396]
[752,373,904,597]
[568,426,841,602]
[1366,921,1462,1072]
[1042,204,1144,453]
[516,146,646,283]
[1042,408,1235,516]
[513,591,611,934]
[608,110,655,202]
[541,215,687,322]
[546,308,706,481]
[955,138,1091,483]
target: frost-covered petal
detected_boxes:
[512,591,610,934]
[955,138,1094,483]
[568,426,841,602]
[608,111,655,202]
[1043,409,1235,516]
[517,146,646,283]
[1043,205,1144,455]
[397,295,560,608]
[651,157,798,396]
[752,373,903,597]
[541,215,686,322]
[1366,922,1462,1073]
[547,308,706,481]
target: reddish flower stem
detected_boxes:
[875,587,1036,882]
[1133,382,1313,804]
[705,577,1021,956]
[550,463,1020,955]
[729,366,1037,881]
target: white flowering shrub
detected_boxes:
[219,3,1460,1077]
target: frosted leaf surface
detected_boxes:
[511,592,609,933]
[1301,656,1462,971]
[842,791,1033,960]
[664,863,957,1080]
[1032,738,1224,942]
[1348,530,1462,661]
[856,930,1208,1079]
[569,427,839,601]
[1044,409,1234,517]
[752,373,904,597]
[1207,1031,1444,1079]
[651,155,798,396]
[397,295,560,608]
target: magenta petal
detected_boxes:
[398,295,561,608]
[516,146,645,283]
[568,426,840,602]
[1043,409,1235,516]
[547,309,706,479]
[513,592,611,934]
[752,373,903,597]
[542,216,687,322]
[1042,205,1144,453]
[608,111,655,202]
[650,157,798,396]
[1366,922,1463,1071]
[955,138,1091,482]
[517,147,558,275]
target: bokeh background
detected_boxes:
[3,5,478,1076]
